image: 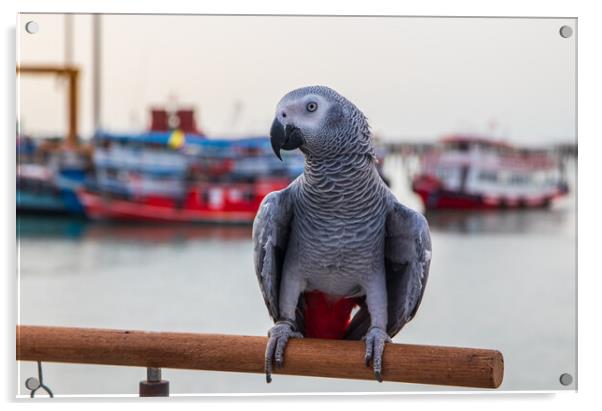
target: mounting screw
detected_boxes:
[559,373,573,386]
[25,21,39,34]
[559,25,573,38]
[25,377,40,391]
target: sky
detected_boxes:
[17,14,576,145]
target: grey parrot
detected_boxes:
[252,86,431,383]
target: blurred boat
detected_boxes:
[77,126,303,224]
[17,163,68,212]
[18,106,304,223]
[17,137,90,214]
[412,135,569,210]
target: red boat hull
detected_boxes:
[77,180,289,224]
[412,176,567,210]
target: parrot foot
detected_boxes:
[363,326,391,383]
[265,320,303,383]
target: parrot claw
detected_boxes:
[265,321,303,384]
[363,326,391,383]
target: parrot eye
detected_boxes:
[306,102,318,112]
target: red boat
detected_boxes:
[78,179,290,224]
[412,135,569,210]
[77,105,304,224]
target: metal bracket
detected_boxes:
[25,361,54,398]
[139,367,169,397]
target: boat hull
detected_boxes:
[77,179,290,224]
[412,177,567,210]
[17,189,71,213]
[77,188,274,224]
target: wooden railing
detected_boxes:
[17,325,504,396]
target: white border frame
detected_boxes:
[3,1,601,410]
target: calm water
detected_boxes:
[16,157,577,396]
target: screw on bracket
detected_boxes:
[25,361,54,398]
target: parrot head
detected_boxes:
[270,86,374,161]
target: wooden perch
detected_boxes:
[17,325,503,389]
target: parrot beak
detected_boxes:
[270,118,304,161]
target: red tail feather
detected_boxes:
[303,291,360,339]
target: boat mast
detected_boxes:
[92,14,102,134]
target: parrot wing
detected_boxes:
[252,188,294,323]
[345,201,431,340]
[382,201,432,337]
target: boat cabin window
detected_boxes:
[478,170,498,182]
[457,142,470,152]
[509,173,531,185]
[444,141,471,152]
